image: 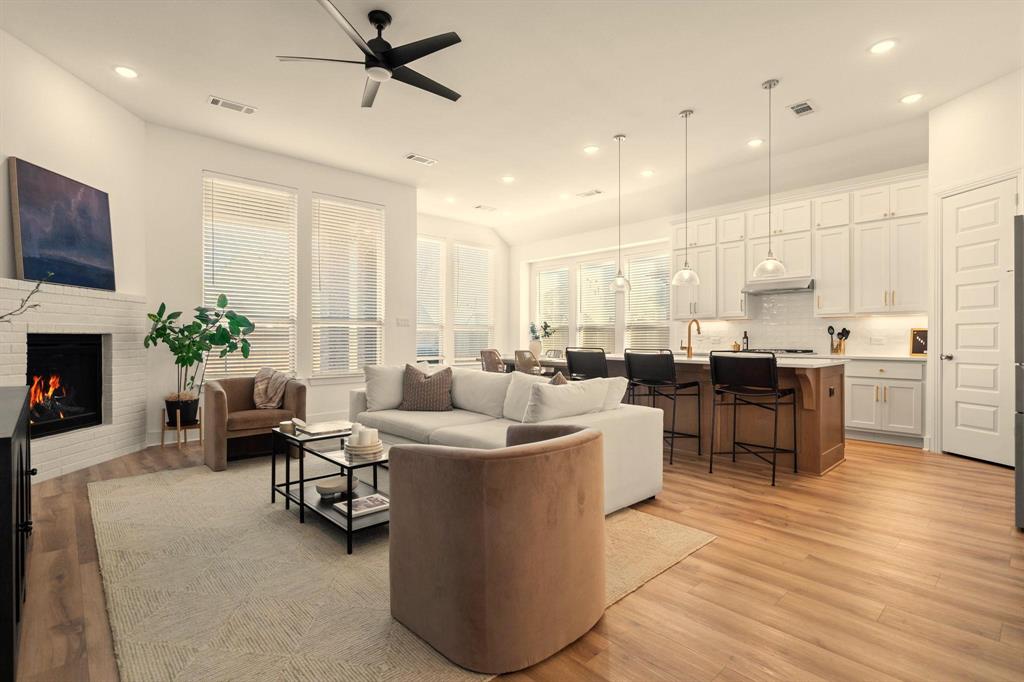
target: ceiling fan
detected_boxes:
[277,0,461,108]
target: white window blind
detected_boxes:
[576,260,616,350]
[452,244,493,361]
[535,267,570,354]
[311,194,386,376]
[202,173,297,378]
[625,252,670,349]
[416,237,444,362]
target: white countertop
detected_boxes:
[835,354,926,363]
[602,353,846,369]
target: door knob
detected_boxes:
[940,353,954,360]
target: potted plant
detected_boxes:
[528,321,554,358]
[143,294,255,426]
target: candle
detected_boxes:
[363,427,378,445]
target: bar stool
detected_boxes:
[565,347,608,381]
[624,349,701,464]
[708,351,798,486]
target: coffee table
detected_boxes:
[271,428,389,554]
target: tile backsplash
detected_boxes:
[673,291,927,357]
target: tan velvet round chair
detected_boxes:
[388,424,606,674]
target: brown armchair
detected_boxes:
[388,424,605,674]
[203,376,306,471]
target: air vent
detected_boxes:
[404,153,438,166]
[208,95,256,114]
[474,204,498,212]
[788,100,816,117]
[575,189,604,198]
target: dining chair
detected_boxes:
[480,348,506,373]
[514,350,545,375]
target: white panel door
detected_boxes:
[717,241,747,318]
[774,200,812,234]
[776,231,812,277]
[814,226,851,316]
[941,178,1017,464]
[690,245,717,317]
[891,179,928,217]
[853,185,891,223]
[889,215,928,312]
[719,212,746,243]
[881,380,923,435]
[747,207,770,238]
[672,251,694,319]
[846,379,882,430]
[852,222,891,313]
[813,193,851,228]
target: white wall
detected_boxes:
[144,125,417,439]
[0,29,147,295]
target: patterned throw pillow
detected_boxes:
[549,371,568,385]
[399,364,453,411]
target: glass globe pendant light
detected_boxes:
[609,133,631,293]
[752,78,788,279]
[672,109,700,287]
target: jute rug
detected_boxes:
[89,458,714,682]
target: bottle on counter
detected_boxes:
[742,331,749,350]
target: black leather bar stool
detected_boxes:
[708,351,797,486]
[565,347,608,381]
[624,349,701,464]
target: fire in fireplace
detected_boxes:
[25,334,103,438]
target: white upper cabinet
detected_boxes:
[746,231,812,280]
[717,241,747,319]
[674,218,716,248]
[853,179,927,223]
[672,247,717,319]
[747,207,771,239]
[774,200,812,234]
[813,193,850,228]
[853,185,892,223]
[852,221,892,313]
[852,215,927,314]
[813,226,851,316]
[718,212,746,243]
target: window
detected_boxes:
[576,260,616,350]
[311,194,385,376]
[535,267,570,354]
[416,237,444,362]
[625,251,671,349]
[452,244,493,361]
[202,173,297,378]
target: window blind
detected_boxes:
[452,244,493,361]
[311,194,386,376]
[416,237,444,362]
[576,260,616,350]
[625,252,670,349]
[202,173,297,378]
[535,267,570,354]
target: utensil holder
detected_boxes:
[830,339,846,355]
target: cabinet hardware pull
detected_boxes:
[740,297,745,312]
[883,386,888,402]
[875,385,879,402]
[884,290,888,306]
[891,289,896,305]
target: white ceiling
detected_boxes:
[2,1,1022,244]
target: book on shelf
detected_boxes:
[333,493,390,517]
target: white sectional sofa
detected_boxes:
[348,367,664,514]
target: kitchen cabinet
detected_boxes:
[747,207,770,239]
[672,247,716,319]
[747,231,812,279]
[852,215,927,313]
[674,218,716,248]
[773,200,812,234]
[880,380,923,434]
[844,360,925,439]
[853,179,927,223]
[813,226,851,316]
[846,379,884,430]
[813,192,850,228]
[718,212,745,243]
[717,241,747,318]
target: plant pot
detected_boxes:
[528,339,543,358]
[166,398,200,427]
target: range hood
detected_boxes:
[742,276,815,295]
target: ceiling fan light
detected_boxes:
[672,266,701,287]
[752,254,788,279]
[610,270,632,293]
[366,65,392,82]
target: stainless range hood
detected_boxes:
[742,276,815,295]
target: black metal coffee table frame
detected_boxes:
[271,428,389,554]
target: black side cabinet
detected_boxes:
[1,387,32,682]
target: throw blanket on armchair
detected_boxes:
[253,367,290,408]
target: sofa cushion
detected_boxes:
[502,371,548,422]
[451,368,513,418]
[364,365,405,411]
[596,377,629,410]
[226,408,293,432]
[399,364,453,411]
[523,380,607,423]
[355,408,491,443]
[428,419,518,449]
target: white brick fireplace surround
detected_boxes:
[0,278,147,481]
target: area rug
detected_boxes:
[89,458,714,682]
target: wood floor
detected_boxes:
[16,440,1024,682]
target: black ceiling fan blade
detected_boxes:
[315,0,377,59]
[276,55,364,64]
[391,66,460,102]
[383,32,461,68]
[361,78,381,108]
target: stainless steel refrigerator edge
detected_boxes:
[1015,214,1023,530]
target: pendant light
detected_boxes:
[752,78,788,279]
[609,133,631,293]
[672,109,700,287]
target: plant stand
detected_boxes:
[161,407,202,449]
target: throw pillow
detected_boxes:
[599,376,629,410]
[364,365,405,411]
[253,367,290,409]
[501,371,548,422]
[451,367,513,419]
[399,364,453,411]
[522,379,607,423]
[549,371,568,385]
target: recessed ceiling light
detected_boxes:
[559,193,570,200]
[869,39,897,55]
[445,196,456,204]
[747,138,764,148]
[900,92,923,104]
[113,65,138,79]
[640,169,654,178]
[501,175,515,184]
[583,145,600,155]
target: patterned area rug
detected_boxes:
[89,458,714,681]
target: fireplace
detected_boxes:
[26,334,103,438]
